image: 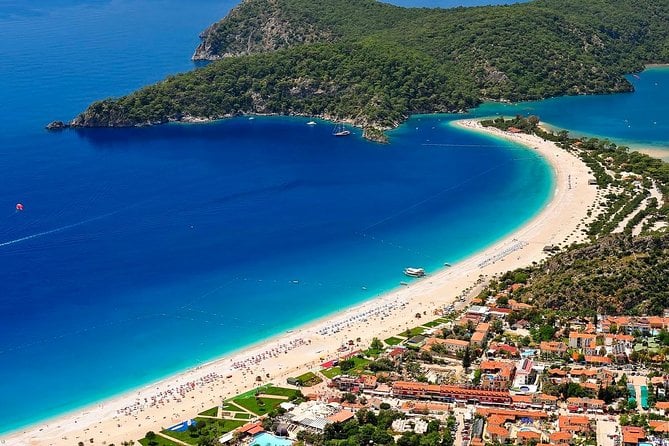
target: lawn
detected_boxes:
[321,356,371,379]
[364,347,383,357]
[232,394,285,415]
[139,436,181,446]
[422,320,444,328]
[384,336,403,346]
[294,371,323,387]
[162,418,245,445]
[321,366,342,379]
[198,406,219,417]
[399,327,425,338]
[260,386,300,398]
[234,412,253,419]
[221,402,242,412]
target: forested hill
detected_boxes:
[511,233,669,317]
[70,0,669,137]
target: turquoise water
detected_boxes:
[252,432,294,446]
[0,0,667,437]
[472,67,669,151]
[640,385,649,409]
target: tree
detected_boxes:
[370,337,384,350]
[342,392,357,403]
[472,368,482,386]
[462,347,472,369]
[340,359,355,372]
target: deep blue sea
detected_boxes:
[0,0,666,436]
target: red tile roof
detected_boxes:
[622,426,646,444]
[326,410,355,423]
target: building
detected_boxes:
[423,338,469,356]
[568,332,597,352]
[392,381,511,405]
[539,341,568,357]
[470,331,486,347]
[622,426,646,446]
[566,397,605,413]
[479,360,516,390]
[511,393,558,410]
[513,358,536,387]
[486,342,520,358]
[558,415,592,434]
[550,431,573,445]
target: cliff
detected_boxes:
[192,0,336,60]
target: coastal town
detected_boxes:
[132,280,669,446]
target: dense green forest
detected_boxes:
[71,0,669,136]
[511,233,669,316]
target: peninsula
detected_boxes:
[67,0,669,140]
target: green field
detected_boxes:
[294,371,323,386]
[321,356,371,379]
[422,320,444,328]
[161,418,246,445]
[321,366,342,379]
[221,402,241,412]
[232,394,286,415]
[139,436,181,446]
[198,406,219,417]
[384,337,403,346]
[259,386,300,398]
[399,327,425,338]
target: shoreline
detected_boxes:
[3,119,598,446]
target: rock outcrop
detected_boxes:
[192,0,333,60]
[46,120,68,131]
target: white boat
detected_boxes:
[403,267,425,278]
[332,123,351,136]
[307,121,317,126]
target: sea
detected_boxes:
[0,0,666,435]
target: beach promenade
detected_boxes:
[3,119,598,446]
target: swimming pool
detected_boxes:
[252,432,293,446]
[640,386,649,409]
[168,419,196,432]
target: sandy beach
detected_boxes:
[2,119,598,446]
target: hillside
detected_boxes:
[69,0,669,137]
[513,234,669,316]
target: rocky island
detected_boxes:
[68,0,669,139]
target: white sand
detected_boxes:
[2,119,598,446]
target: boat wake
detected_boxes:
[0,210,120,249]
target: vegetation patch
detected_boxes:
[260,386,301,398]
[384,336,403,346]
[198,406,219,417]
[232,395,286,415]
[293,371,323,387]
[399,327,425,338]
[320,366,342,379]
[422,320,443,328]
[162,418,245,445]
[139,433,181,446]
